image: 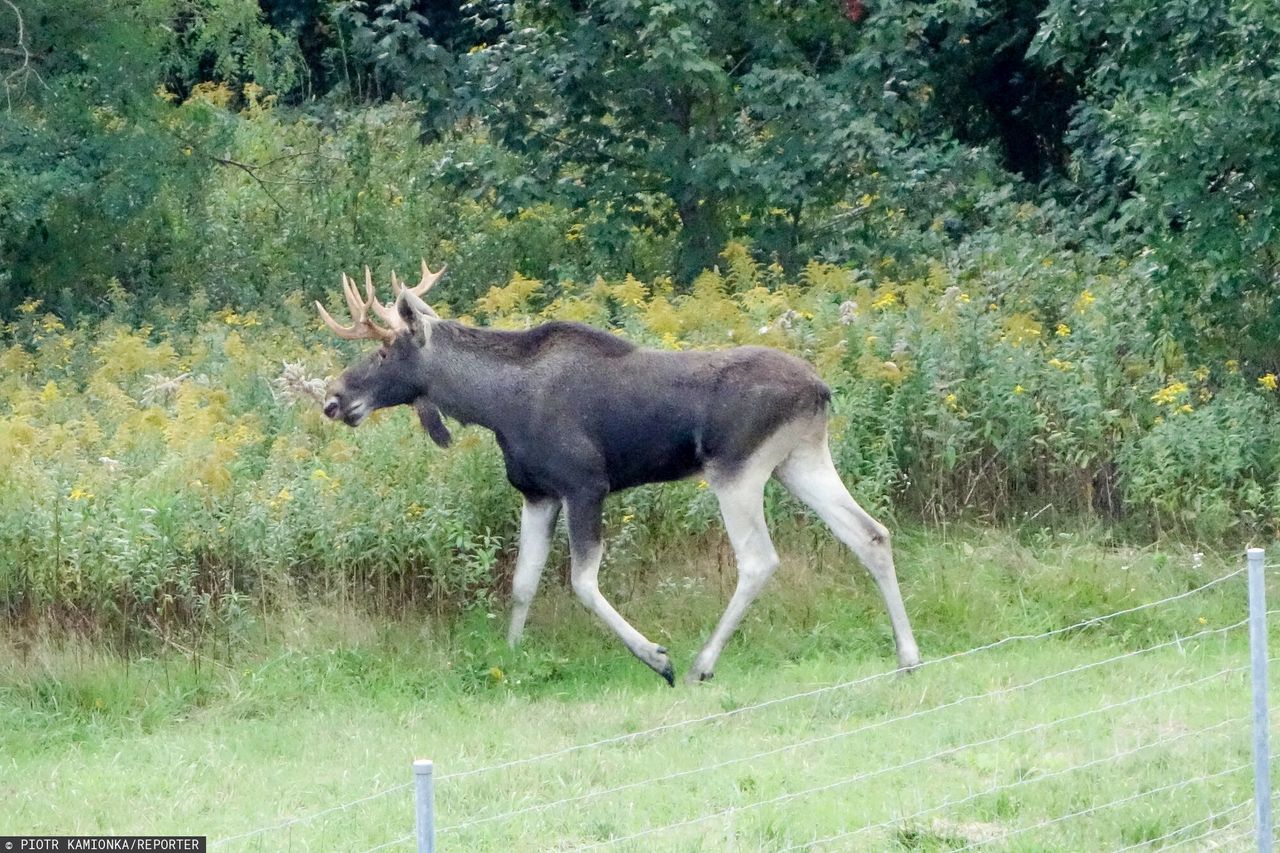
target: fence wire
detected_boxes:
[441,619,1248,835]
[438,565,1246,786]
[786,759,1251,853]
[1109,798,1252,852]
[947,762,1252,852]
[213,561,1255,850]
[571,670,1248,849]
[211,780,413,848]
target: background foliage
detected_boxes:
[3,0,1280,635]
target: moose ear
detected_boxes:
[396,288,436,347]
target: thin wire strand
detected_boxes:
[1110,799,1252,852]
[780,717,1249,852]
[1162,813,1254,851]
[439,567,1246,784]
[792,758,1251,853]
[358,832,413,853]
[947,762,1251,852]
[439,619,1249,834]
[778,717,1249,850]
[570,673,1247,850]
[211,782,413,848]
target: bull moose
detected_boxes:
[317,262,921,685]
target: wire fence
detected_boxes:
[212,553,1275,852]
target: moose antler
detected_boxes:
[393,259,447,298]
[315,268,402,342]
[317,261,447,339]
[389,259,445,318]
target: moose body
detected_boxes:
[319,265,921,685]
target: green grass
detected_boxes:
[0,526,1273,851]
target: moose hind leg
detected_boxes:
[507,497,560,647]
[688,473,779,684]
[565,492,675,686]
[777,442,922,670]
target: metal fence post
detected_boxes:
[1248,547,1272,853]
[415,759,435,853]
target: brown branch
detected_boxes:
[169,127,290,213]
[207,152,289,213]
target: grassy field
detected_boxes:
[0,526,1273,851]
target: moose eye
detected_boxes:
[377,349,388,362]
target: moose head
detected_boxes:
[316,262,453,446]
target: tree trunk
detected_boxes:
[675,193,725,284]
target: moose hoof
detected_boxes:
[638,645,675,687]
[684,669,713,685]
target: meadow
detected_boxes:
[1,528,1269,850]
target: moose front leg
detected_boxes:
[507,497,560,647]
[565,491,675,686]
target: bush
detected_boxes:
[4,224,1280,636]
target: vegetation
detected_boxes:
[2,2,1280,630]
[0,534,1258,849]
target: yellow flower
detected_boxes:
[18,298,40,315]
[1047,358,1073,371]
[1193,366,1210,382]
[1259,373,1278,391]
[1226,359,1239,374]
[489,666,505,682]
[1055,323,1071,337]
[621,513,635,523]
[871,290,898,311]
[1176,404,1193,414]
[697,479,709,490]
[311,468,329,481]
[1151,381,1188,406]
[1198,617,1207,625]
[943,393,958,409]
[1013,385,1025,395]
[406,502,425,519]
[69,486,93,501]
[1075,289,1096,313]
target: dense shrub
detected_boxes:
[3,231,1279,636]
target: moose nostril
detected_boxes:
[323,397,341,419]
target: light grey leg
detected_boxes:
[776,441,922,670]
[688,471,779,683]
[565,493,674,686]
[507,497,560,647]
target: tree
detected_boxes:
[466,0,940,280]
[1032,0,1280,361]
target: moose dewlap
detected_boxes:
[317,261,921,685]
